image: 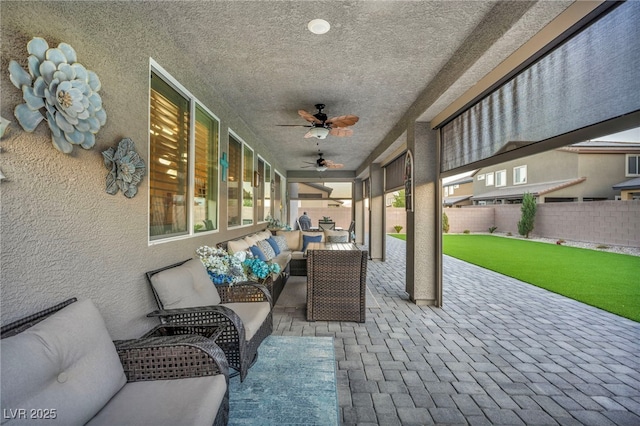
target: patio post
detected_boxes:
[405,122,442,306]
[369,163,386,261]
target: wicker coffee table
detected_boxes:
[306,242,368,322]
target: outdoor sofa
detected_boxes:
[0,298,229,426]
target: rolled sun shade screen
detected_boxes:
[440,1,640,172]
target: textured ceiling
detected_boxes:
[13,1,576,176]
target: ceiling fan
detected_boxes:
[302,153,344,172]
[277,104,359,139]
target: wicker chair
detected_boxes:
[146,258,273,381]
[307,248,368,322]
[1,298,229,426]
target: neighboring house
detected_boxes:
[291,182,342,207]
[471,140,640,204]
[613,177,640,200]
[443,176,473,207]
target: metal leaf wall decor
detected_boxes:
[102,138,145,198]
[9,37,107,154]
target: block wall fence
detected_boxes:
[443,200,640,247]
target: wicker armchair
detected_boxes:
[1,298,229,426]
[146,258,273,382]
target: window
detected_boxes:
[264,162,271,221]
[477,174,485,181]
[496,170,507,187]
[257,157,271,222]
[273,171,284,223]
[149,64,219,242]
[194,105,219,232]
[444,186,450,197]
[627,154,640,176]
[227,133,254,227]
[485,172,494,186]
[227,135,242,227]
[242,143,254,225]
[513,165,527,185]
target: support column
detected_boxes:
[406,122,442,306]
[369,164,385,261]
[354,179,365,245]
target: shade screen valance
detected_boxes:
[441,1,640,172]
[384,153,406,192]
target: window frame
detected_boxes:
[485,172,494,186]
[513,165,527,185]
[495,169,507,187]
[273,170,286,223]
[227,130,247,229]
[257,155,271,223]
[242,141,255,226]
[626,154,640,177]
[148,59,220,245]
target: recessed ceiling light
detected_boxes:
[308,19,330,35]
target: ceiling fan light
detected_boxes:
[308,126,329,139]
[308,19,330,35]
[316,166,328,172]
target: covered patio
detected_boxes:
[2,1,640,424]
[274,236,640,425]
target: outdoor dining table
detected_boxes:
[305,242,368,322]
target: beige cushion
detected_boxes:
[150,259,221,308]
[244,234,260,247]
[257,230,272,240]
[87,375,226,426]
[290,251,305,260]
[325,229,349,243]
[276,230,301,251]
[227,238,250,255]
[224,302,271,341]
[271,252,292,275]
[1,299,126,426]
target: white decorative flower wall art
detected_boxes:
[9,37,107,154]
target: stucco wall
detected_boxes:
[445,201,640,247]
[0,3,285,338]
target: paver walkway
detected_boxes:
[273,236,640,425]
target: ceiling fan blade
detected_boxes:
[326,114,359,128]
[298,110,322,124]
[323,159,344,169]
[329,127,354,137]
[303,130,315,139]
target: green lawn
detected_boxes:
[443,234,640,322]
[388,233,406,241]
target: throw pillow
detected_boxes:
[327,234,348,243]
[302,234,322,252]
[257,239,276,260]
[249,245,267,261]
[273,235,289,252]
[266,237,281,255]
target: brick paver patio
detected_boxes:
[273,236,640,425]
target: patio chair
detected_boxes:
[318,220,335,231]
[347,220,356,242]
[146,258,273,381]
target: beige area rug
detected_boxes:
[276,276,380,309]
